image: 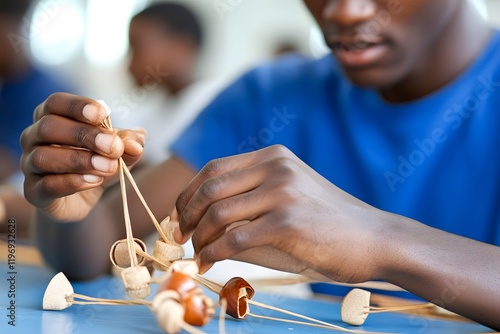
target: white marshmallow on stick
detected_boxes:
[43,272,74,311]
[341,288,371,326]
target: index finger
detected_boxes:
[34,93,108,125]
[174,145,292,240]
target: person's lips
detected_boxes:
[328,36,389,68]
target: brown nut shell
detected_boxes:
[219,277,255,319]
[184,293,215,326]
[159,271,198,300]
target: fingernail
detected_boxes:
[95,133,117,154]
[133,127,147,136]
[91,155,117,173]
[125,139,143,156]
[173,227,183,244]
[83,174,102,183]
[199,261,213,275]
[136,133,146,143]
[171,207,179,221]
[82,104,105,123]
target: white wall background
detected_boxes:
[486,0,500,26]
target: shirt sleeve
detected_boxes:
[170,70,263,172]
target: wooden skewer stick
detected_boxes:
[67,293,151,307]
[136,248,171,271]
[367,303,434,314]
[219,298,227,334]
[100,112,137,268]
[135,248,223,296]
[118,158,138,268]
[248,276,405,292]
[98,102,169,245]
[194,274,223,294]
[249,299,361,332]
[119,159,169,244]
[248,313,387,334]
[42,272,151,310]
[98,102,392,334]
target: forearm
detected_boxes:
[34,205,119,280]
[379,214,500,330]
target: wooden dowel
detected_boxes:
[136,248,171,270]
[219,298,227,334]
[119,159,170,244]
[368,302,434,314]
[249,277,405,292]
[68,293,151,306]
[247,313,385,334]
[249,299,356,331]
[102,115,137,268]
[118,160,137,268]
[194,275,223,294]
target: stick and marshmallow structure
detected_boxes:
[42,101,449,334]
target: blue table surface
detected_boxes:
[0,264,494,334]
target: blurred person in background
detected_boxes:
[114,2,220,165]
[0,0,72,236]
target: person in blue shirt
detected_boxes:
[19,0,500,329]
[0,0,71,235]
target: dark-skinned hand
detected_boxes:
[20,93,145,221]
[174,145,389,283]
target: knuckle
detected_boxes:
[35,115,56,141]
[274,201,295,220]
[22,180,35,204]
[202,245,219,262]
[33,101,44,121]
[20,125,33,149]
[38,175,82,199]
[206,201,229,224]
[268,144,291,157]
[191,231,202,252]
[67,151,88,170]
[201,158,224,177]
[38,177,59,198]
[198,178,221,201]
[226,229,248,252]
[278,183,301,203]
[67,95,88,115]
[271,157,297,178]
[19,153,28,174]
[74,126,93,147]
[29,147,48,173]
[176,190,189,213]
[45,93,60,109]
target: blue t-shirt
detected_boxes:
[172,32,500,248]
[0,67,70,162]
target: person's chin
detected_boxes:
[341,67,391,88]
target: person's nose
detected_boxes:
[322,0,377,28]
